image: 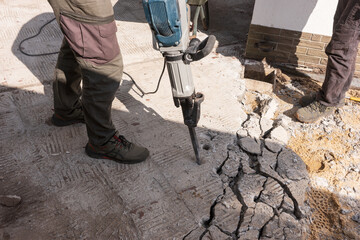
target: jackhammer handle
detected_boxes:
[185,35,216,63]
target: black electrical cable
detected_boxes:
[19,17,165,96]
[19,18,59,56]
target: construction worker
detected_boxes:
[295,0,360,123]
[48,0,149,163]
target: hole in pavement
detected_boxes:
[203,144,211,150]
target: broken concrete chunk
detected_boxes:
[203,226,232,240]
[237,137,262,155]
[282,195,295,213]
[259,148,278,170]
[242,114,262,139]
[183,226,207,240]
[237,174,267,208]
[260,118,274,136]
[238,229,260,240]
[0,195,21,207]
[264,138,283,153]
[352,213,360,223]
[279,212,302,239]
[260,216,282,239]
[221,152,241,178]
[277,149,308,181]
[213,187,242,233]
[239,151,257,174]
[259,97,278,120]
[251,202,274,230]
[269,125,289,145]
[259,178,284,209]
[236,128,248,139]
[237,108,248,126]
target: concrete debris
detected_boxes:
[269,125,290,144]
[264,138,283,153]
[237,174,267,208]
[259,96,278,120]
[242,114,262,139]
[260,117,274,136]
[352,213,360,224]
[213,187,242,233]
[203,226,232,240]
[277,149,308,181]
[0,195,21,207]
[237,137,262,155]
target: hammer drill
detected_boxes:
[142,0,216,164]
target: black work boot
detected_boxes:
[85,132,149,164]
[51,113,85,126]
[299,93,345,107]
[295,100,336,123]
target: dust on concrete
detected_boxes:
[245,69,360,240]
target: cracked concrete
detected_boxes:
[0,0,315,239]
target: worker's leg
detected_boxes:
[52,39,83,123]
[48,0,149,162]
[319,0,360,106]
[48,0,120,145]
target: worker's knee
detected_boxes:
[60,14,120,65]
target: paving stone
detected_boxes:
[237,174,267,208]
[0,195,21,207]
[237,137,262,155]
[269,125,289,145]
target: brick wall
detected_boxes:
[245,24,360,77]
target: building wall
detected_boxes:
[245,0,360,77]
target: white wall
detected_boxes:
[251,0,338,36]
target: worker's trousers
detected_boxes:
[319,0,360,106]
[48,0,123,145]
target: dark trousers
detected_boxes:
[319,0,360,106]
[48,0,123,145]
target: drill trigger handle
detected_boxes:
[184,35,216,64]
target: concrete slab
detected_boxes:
[0,0,312,239]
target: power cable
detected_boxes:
[18,17,165,96]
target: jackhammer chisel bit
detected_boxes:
[143,0,216,164]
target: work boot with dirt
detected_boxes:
[299,93,345,107]
[295,100,336,123]
[51,112,85,126]
[85,132,149,164]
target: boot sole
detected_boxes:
[294,109,334,123]
[85,145,148,164]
